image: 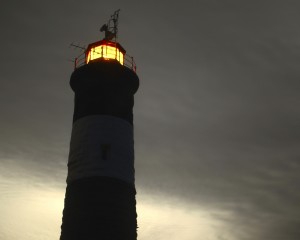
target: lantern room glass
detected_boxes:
[86,44,124,65]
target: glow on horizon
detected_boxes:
[137,195,234,240]
[0,172,235,240]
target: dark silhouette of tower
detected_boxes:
[60,10,139,240]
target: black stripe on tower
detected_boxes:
[61,177,137,240]
[60,60,139,240]
[71,60,139,124]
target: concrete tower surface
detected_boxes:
[60,10,139,240]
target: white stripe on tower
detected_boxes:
[67,115,134,184]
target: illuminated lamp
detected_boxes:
[86,40,126,65]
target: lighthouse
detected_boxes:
[60,10,139,240]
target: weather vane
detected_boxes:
[100,9,120,41]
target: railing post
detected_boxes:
[74,57,77,70]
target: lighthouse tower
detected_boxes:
[60,10,139,240]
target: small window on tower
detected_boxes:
[101,144,111,160]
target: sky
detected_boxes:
[0,0,300,239]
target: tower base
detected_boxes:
[60,176,137,240]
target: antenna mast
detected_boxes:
[100,9,121,42]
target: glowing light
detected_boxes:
[86,44,124,65]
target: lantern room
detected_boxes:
[72,10,137,72]
[86,40,126,65]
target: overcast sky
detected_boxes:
[0,1,300,240]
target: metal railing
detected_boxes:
[74,50,137,73]
[74,52,86,69]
